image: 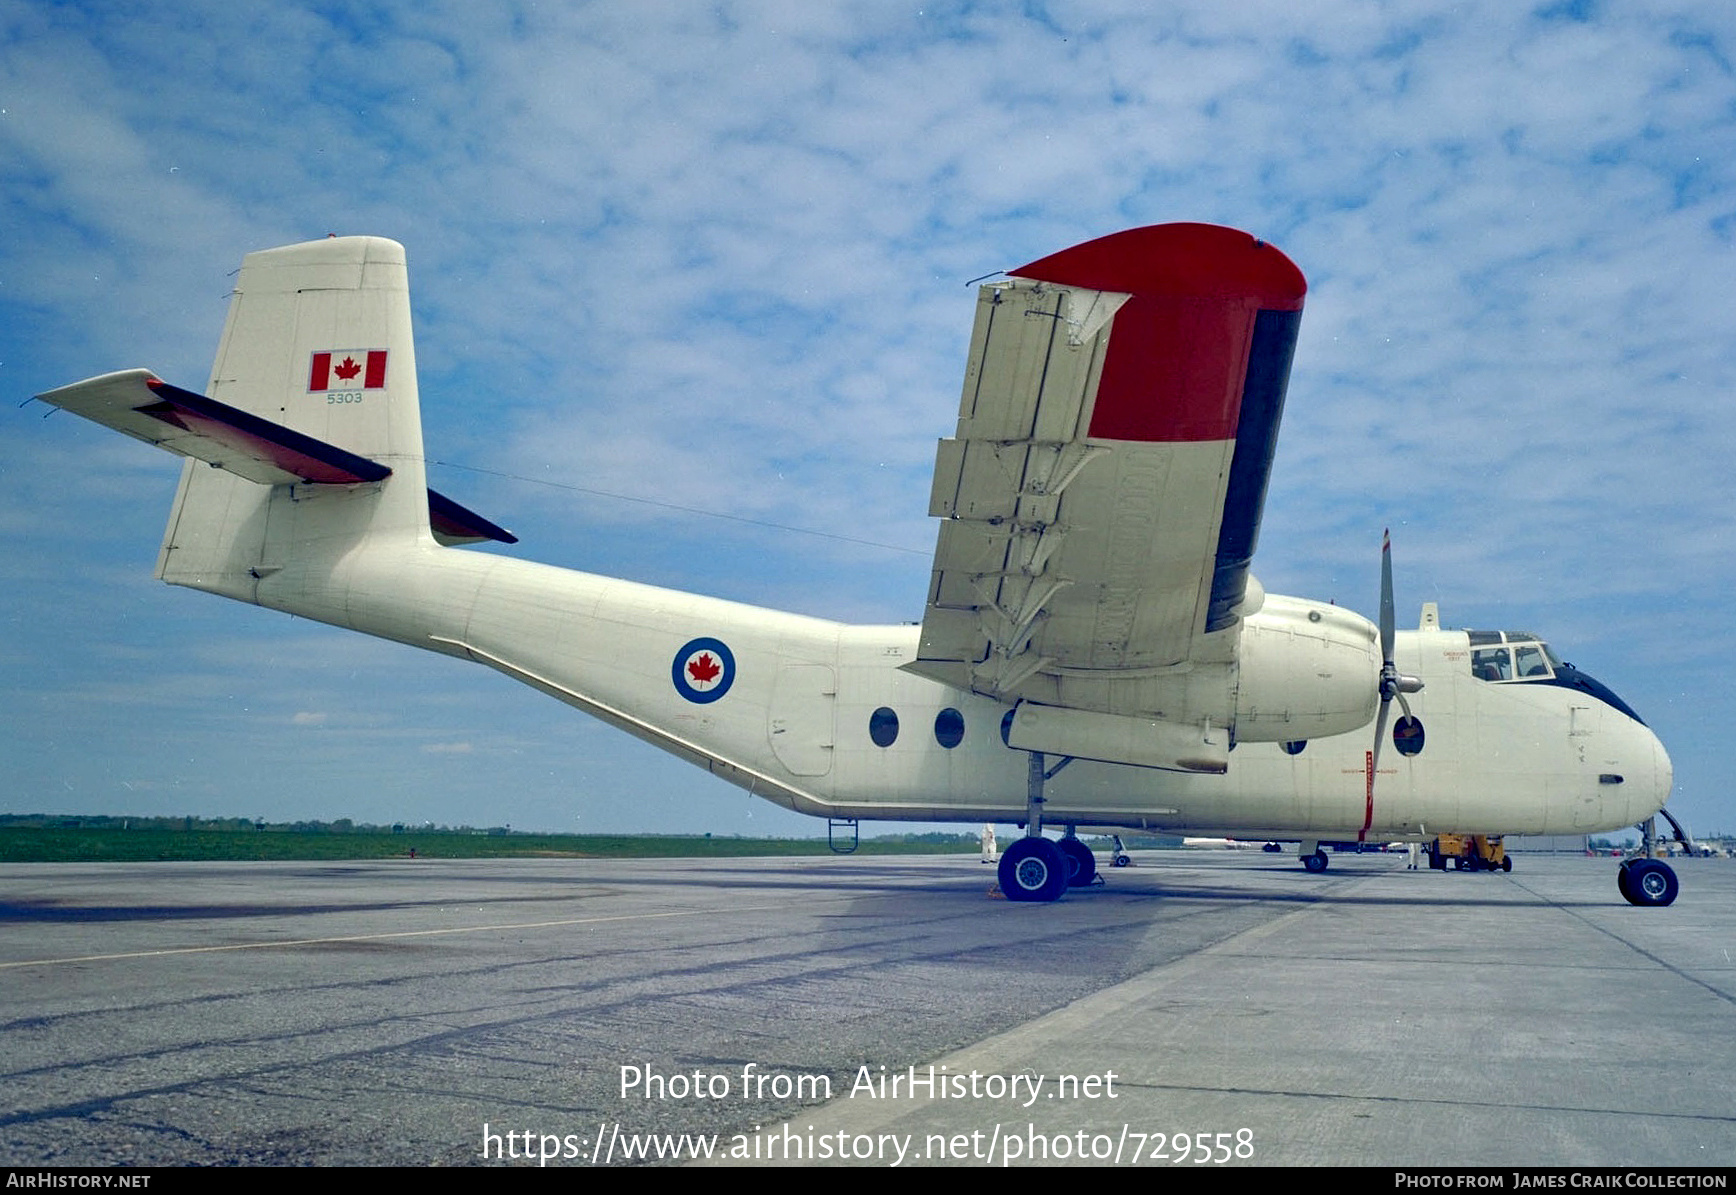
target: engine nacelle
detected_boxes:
[1234,594,1379,742]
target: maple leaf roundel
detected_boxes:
[672,637,736,704]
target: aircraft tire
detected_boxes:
[1619,859,1678,907]
[1302,851,1329,874]
[1058,837,1097,887]
[999,838,1069,903]
[1112,853,1131,868]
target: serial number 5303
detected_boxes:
[326,392,365,404]
[1141,1129,1254,1163]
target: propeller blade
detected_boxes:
[1371,689,1391,777]
[1370,528,1405,828]
[1380,527,1395,665]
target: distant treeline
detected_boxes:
[2,813,517,834]
[0,815,984,863]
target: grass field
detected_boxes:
[0,826,980,863]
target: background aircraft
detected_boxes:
[36,224,1678,905]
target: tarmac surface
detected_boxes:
[1,849,1732,1167]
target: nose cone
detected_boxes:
[1617,717,1674,826]
[1647,726,1675,817]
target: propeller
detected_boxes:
[1364,529,1424,837]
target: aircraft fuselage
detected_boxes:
[275,536,1669,840]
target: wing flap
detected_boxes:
[907,224,1306,740]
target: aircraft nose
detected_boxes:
[1624,719,1674,824]
[1649,725,1674,814]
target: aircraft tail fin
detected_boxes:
[37,236,513,609]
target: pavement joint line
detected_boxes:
[1508,874,1736,1008]
[0,898,854,970]
[757,871,1368,1139]
[1108,1080,1736,1124]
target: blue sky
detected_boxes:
[3,1,1732,838]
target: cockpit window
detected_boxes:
[1472,646,1511,681]
[1465,629,1645,725]
[1513,644,1551,678]
[1469,631,1557,682]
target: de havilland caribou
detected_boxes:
[35,223,1678,905]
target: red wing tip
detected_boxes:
[1011,222,1305,309]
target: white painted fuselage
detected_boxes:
[290,536,1669,840]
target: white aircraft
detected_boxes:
[35,224,1680,906]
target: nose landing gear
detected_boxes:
[1617,857,1678,907]
[1618,815,1683,907]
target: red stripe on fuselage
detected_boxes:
[1361,749,1375,842]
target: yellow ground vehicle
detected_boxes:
[1426,833,1511,872]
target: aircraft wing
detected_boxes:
[36,369,516,545]
[906,224,1305,772]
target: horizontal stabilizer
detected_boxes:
[428,488,518,546]
[37,369,390,486]
[38,368,518,547]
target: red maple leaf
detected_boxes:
[687,653,722,685]
[333,356,362,381]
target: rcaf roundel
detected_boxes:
[309,349,388,391]
[672,637,735,704]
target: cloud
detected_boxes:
[422,741,473,754]
[5,0,1734,831]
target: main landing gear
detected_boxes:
[1057,835,1098,887]
[998,837,1070,902]
[999,831,1096,900]
[997,750,1098,903]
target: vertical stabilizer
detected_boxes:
[155,236,431,607]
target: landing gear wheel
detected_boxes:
[998,838,1069,903]
[1112,854,1131,868]
[1058,837,1098,887]
[1302,851,1329,874]
[1619,859,1678,907]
